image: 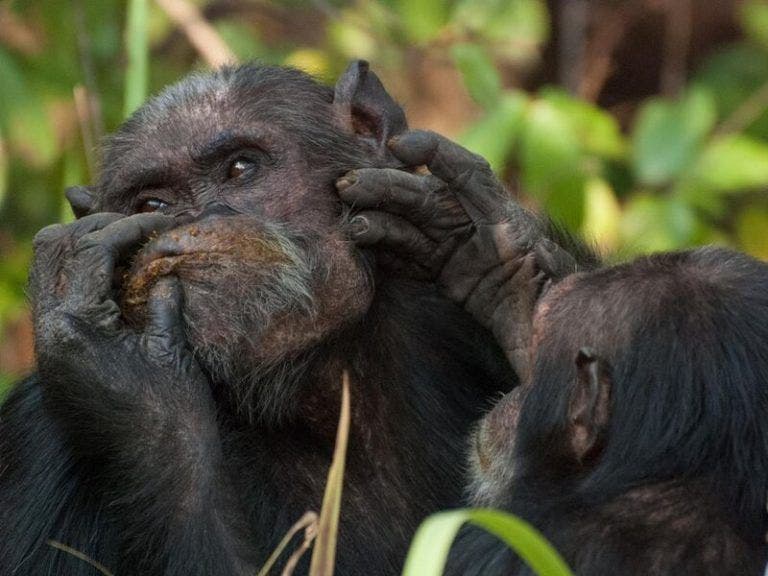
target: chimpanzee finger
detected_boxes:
[347,211,435,262]
[388,130,505,222]
[534,237,578,280]
[145,276,190,367]
[29,213,126,313]
[66,214,177,309]
[464,259,527,325]
[336,168,444,222]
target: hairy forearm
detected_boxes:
[100,397,253,575]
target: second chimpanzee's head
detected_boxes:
[470,247,768,536]
[64,62,408,416]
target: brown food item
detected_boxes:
[120,219,288,324]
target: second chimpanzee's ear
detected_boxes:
[567,347,612,464]
[65,185,96,219]
[333,60,407,153]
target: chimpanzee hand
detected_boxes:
[29,212,216,464]
[28,213,255,573]
[336,130,577,379]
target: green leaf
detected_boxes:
[694,44,768,139]
[7,98,58,168]
[520,100,586,230]
[741,1,768,51]
[459,91,528,171]
[124,0,149,118]
[619,194,702,255]
[402,508,573,576]
[394,0,448,44]
[0,129,6,209]
[451,43,501,110]
[451,0,548,62]
[631,88,717,187]
[0,49,27,120]
[541,89,625,159]
[581,178,621,251]
[736,207,768,259]
[689,135,768,192]
[215,22,266,63]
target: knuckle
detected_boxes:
[37,310,84,351]
[33,224,65,249]
[73,232,107,255]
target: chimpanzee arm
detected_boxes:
[337,130,598,378]
[28,213,255,576]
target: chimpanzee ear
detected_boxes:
[333,60,407,153]
[65,185,96,219]
[567,347,612,464]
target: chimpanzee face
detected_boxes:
[468,273,603,504]
[91,67,381,391]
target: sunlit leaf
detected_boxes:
[451,0,548,63]
[520,99,586,230]
[215,22,267,63]
[402,508,573,576]
[328,18,377,61]
[631,88,717,186]
[581,178,621,252]
[736,207,768,259]
[541,89,625,159]
[451,43,501,110]
[459,91,527,171]
[7,99,58,168]
[741,1,768,51]
[688,134,768,192]
[394,0,448,44]
[619,194,703,255]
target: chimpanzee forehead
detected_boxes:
[97,65,341,199]
[108,72,332,155]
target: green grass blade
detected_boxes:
[402,508,573,576]
[124,0,149,118]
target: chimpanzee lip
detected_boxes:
[118,222,288,317]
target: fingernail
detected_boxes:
[350,216,368,236]
[336,174,357,191]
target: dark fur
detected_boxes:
[0,65,521,575]
[451,247,768,576]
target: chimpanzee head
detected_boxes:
[64,61,408,415]
[470,247,768,536]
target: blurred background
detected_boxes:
[0,0,767,387]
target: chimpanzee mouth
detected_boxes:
[117,217,291,323]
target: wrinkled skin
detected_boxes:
[337,130,586,378]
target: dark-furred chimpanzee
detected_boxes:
[448,247,768,576]
[0,61,589,575]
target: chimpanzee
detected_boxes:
[446,247,768,576]
[0,61,589,575]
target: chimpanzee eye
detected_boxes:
[227,158,256,180]
[137,198,169,213]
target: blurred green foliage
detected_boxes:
[0,0,767,385]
